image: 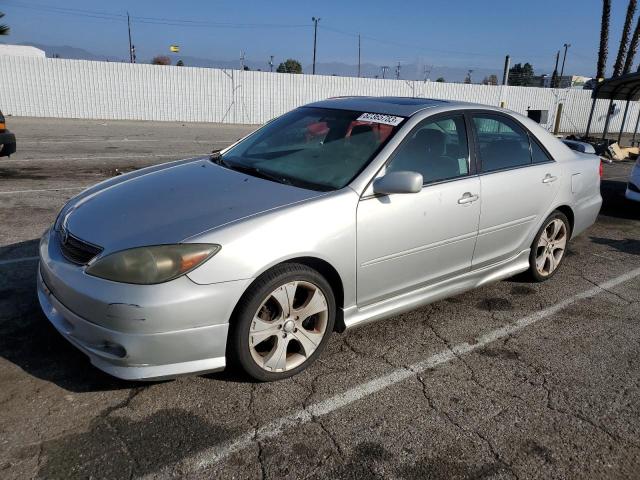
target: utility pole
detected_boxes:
[560,43,571,79]
[502,54,510,85]
[312,17,320,74]
[395,62,401,80]
[381,65,389,79]
[423,65,432,82]
[552,50,560,88]
[357,34,361,77]
[240,51,246,70]
[127,12,134,63]
[269,55,274,72]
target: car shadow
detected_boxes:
[0,239,150,392]
[590,236,640,256]
[0,239,253,390]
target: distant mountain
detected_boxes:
[18,42,500,82]
[19,42,125,62]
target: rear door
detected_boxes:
[470,112,561,268]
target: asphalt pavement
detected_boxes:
[0,117,639,480]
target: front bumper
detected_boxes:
[37,228,251,380]
[0,130,16,157]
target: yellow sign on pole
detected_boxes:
[170,45,180,53]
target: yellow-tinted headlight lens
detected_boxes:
[85,244,220,284]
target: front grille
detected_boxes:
[58,229,103,265]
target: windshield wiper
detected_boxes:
[222,161,293,186]
[209,149,229,167]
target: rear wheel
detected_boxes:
[528,211,570,282]
[230,264,335,381]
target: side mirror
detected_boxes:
[373,171,423,195]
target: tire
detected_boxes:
[528,211,571,282]
[229,263,336,381]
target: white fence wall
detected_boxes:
[1,56,638,134]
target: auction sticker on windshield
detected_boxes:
[356,112,404,126]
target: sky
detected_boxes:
[0,0,636,77]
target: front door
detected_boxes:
[356,113,481,306]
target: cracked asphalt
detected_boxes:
[1,117,639,480]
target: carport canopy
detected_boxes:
[591,71,640,101]
[585,72,640,143]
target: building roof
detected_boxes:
[0,44,46,58]
[306,96,450,116]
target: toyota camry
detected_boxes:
[38,97,602,381]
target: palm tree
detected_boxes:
[624,16,640,73]
[0,11,9,36]
[613,0,637,77]
[597,0,611,79]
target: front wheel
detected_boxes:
[229,264,336,381]
[528,211,571,282]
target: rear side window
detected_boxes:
[473,115,532,172]
[530,138,552,164]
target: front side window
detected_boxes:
[220,107,402,191]
[387,114,469,184]
[473,115,532,172]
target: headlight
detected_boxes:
[85,244,220,284]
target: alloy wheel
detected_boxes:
[535,218,567,277]
[249,280,329,372]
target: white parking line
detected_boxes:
[0,256,39,266]
[0,186,88,195]
[174,266,640,474]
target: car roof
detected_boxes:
[305,96,464,117]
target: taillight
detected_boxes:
[0,111,5,131]
[599,161,603,177]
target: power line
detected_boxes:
[2,0,311,29]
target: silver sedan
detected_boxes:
[38,97,602,381]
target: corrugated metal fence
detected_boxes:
[1,56,637,134]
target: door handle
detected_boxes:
[542,174,558,184]
[458,192,479,204]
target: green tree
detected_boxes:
[508,62,535,86]
[435,77,445,83]
[152,55,171,66]
[0,11,9,36]
[276,59,302,74]
[613,0,637,76]
[597,0,611,79]
[176,59,184,66]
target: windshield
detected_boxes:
[219,107,404,191]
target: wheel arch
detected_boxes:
[229,256,346,333]
[553,205,575,238]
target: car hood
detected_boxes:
[64,157,326,253]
